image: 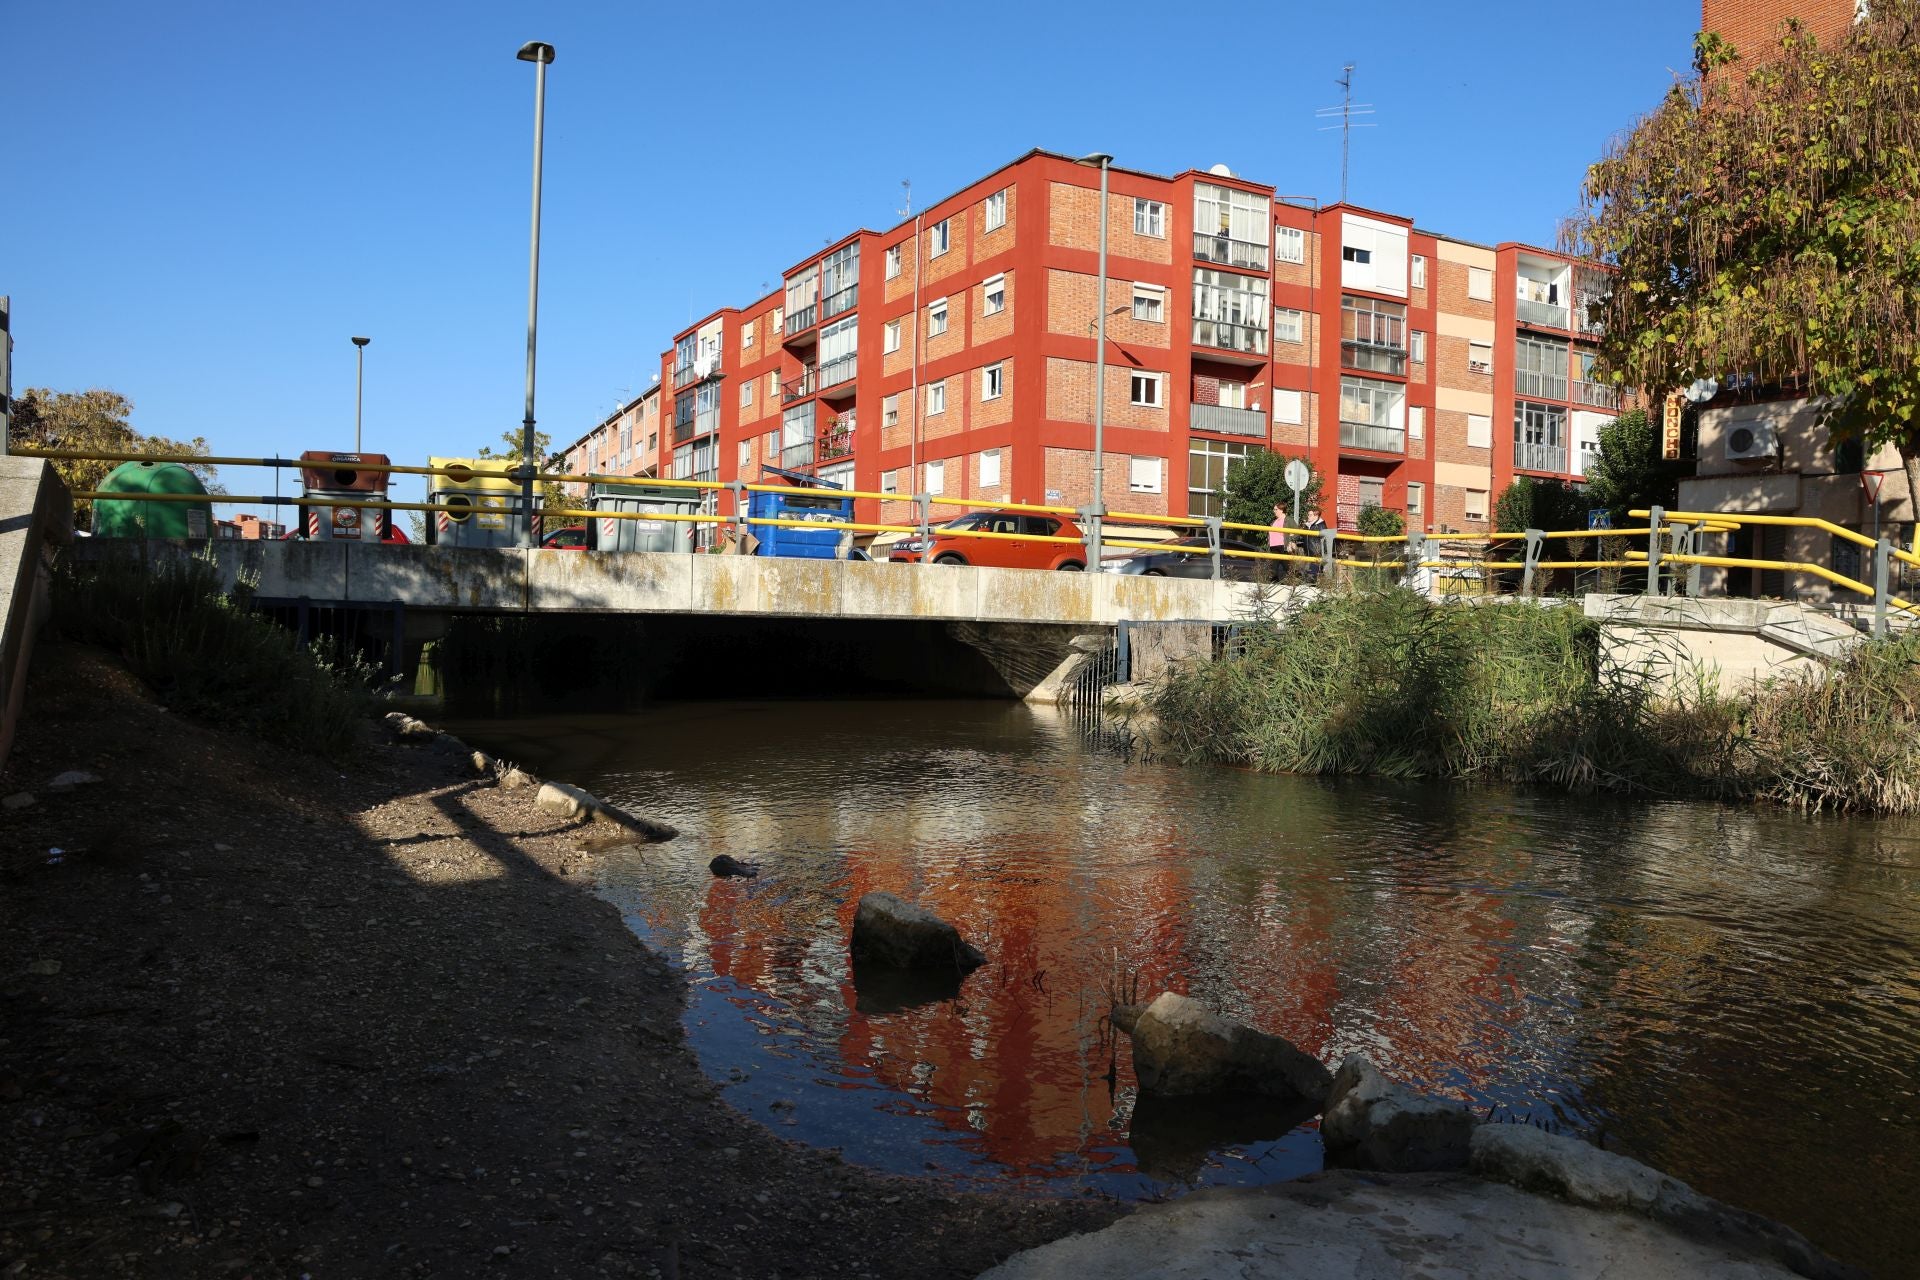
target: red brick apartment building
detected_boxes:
[568,150,1617,539]
[1701,0,1862,55]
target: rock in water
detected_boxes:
[709,855,760,879]
[1322,1054,1477,1172]
[1115,992,1331,1103]
[849,892,986,972]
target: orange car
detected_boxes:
[888,510,1086,570]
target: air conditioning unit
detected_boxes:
[1724,421,1779,461]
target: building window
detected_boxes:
[1341,295,1407,373]
[1408,406,1425,439]
[883,393,900,429]
[1217,381,1247,410]
[737,441,751,470]
[1516,335,1570,399]
[820,242,861,319]
[1464,488,1489,522]
[886,245,903,279]
[1339,375,1404,452]
[1133,198,1166,237]
[884,319,902,353]
[1467,414,1492,448]
[1273,307,1304,344]
[741,381,754,407]
[927,382,947,416]
[765,430,778,457]
[766,371,780,398]
[1407,481,1424,518]
[1411,330,1427,363]
[981,449,1001,488]
[1342,245,1371,265]
[1132,283,1165,322]
[1129,456,1163,494]
[1275,226,1306,264]
[985,189,1007,232]
[770,305,783,332]
[929,219,950,257]
[1187,439,1260,518]
[1274,389,1304,425]
[983,274,1006,316]
[1192,267,1270,354]
[742,320,755,349]
[1130,371,1163,407]
[928,297,949,338]
[1194,183,1269,269]
[982,363,1004,400]
[926,458,945,494]
[647,432,657,452]
[1467,267,1493,301]
[1468,341,1493,374]
[1411,255,1427,288]
[881,469,899,494]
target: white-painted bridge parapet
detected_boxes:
[90,540,1273,626]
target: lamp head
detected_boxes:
[516,41,555,64]
[1076,152,1114,168]
[351,336,371,348]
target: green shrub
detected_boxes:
[52,549,375,759]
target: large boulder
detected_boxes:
[1322,1054,1476,1172]
[1113,992,1331,1103]
[849,892,986,972]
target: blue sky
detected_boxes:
[5,0,1696,516]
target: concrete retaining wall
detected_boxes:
[1,457,73,772]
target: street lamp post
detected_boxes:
[515,40,555,547]
[351,336,370,452]
[1077,153,1114,568]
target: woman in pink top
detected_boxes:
[1269,503,1288,549]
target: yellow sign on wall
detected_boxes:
[1662,393,1685,460]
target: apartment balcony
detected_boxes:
[672,354,723,389]
[1574,380,1618,408]
[818,353,857,394]
[1517,297,1570,329]
[783,366,817,402]
[818,425,855,462]
[1192,319,1269,357]
[821,284,858,321]
[672,363,699,389]
[1515,440,1568,473]
[1190,403,1267,438]
[1342,340,1407,377]
[781,440,816,469]
[1339,421,1405,454]
[783,303,818,342]
[1193,233,1269,272]
[1515,371,1570,401]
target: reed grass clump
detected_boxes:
[52,550,375,758]
[1148,585,1920,813]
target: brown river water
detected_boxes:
[454,700,1920,1278]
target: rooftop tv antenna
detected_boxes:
[898,180,912,219]
[1316,63,1375,204]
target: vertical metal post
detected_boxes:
[1645,504,1664,596]
[516,42,555,548]
[1406,530,1428,595]
[1319,527,1336,584]
[728,479,748,554]
[1090,155,1121,564]
[1522,528,1544,596]
[915,492,932,567]
[1115,620,1131,684]
[1206,514,1223,581]
[352,337,369,453]
[0,295,11,456]
[1873,537,1890,638]
[1683,525,1702,597]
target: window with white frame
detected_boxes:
[881,469,899,494]
[982,363,1004,400]
[1274,389,1304,424]
[1467,267,1493,301]
[1274,307,1304,344]
[1407,481,1425,518]
[1409,406,1426,439]
[1411,330,1427,363]
[1467,414,1492,448]
[929,219,950,257]
[984,189,1007,232]
[766,371,779,397]
[885,245,903,279]
[738,441,750,469]
[928,297,949,338]
[1133,198,1166,237]
[1132,283,1165,322]
[1275,226,1306,264]
[1218,381,1247,409]
[980,449,1001,488]
[883,319,901,353]
[927,381,947,415]
[1130,371,1163,407]
[1195,183,1269,268]
[1129,456,1163,494]
[1468,341,1493,374]
[883,393,900,429]
[983,274,1005,316]
[741,320,755,349]
[926,459,945,494]
[770,305,783,332]
[741,380,754,408]
[1411,255,1427,288]
[1464,488,1489,522]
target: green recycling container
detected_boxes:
[91,461,213,539]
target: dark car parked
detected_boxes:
[1097,534,1281,582]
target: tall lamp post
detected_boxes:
[351,336,370,452]
[1076,153,1113,567]
[515,40,555,547]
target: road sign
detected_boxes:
[1284,459,1311,491]
[1588,509,1612,530]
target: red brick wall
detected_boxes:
[1702,0,1856,60]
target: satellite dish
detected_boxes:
[1207,163,1235,177]
[1685,378,1720,404]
